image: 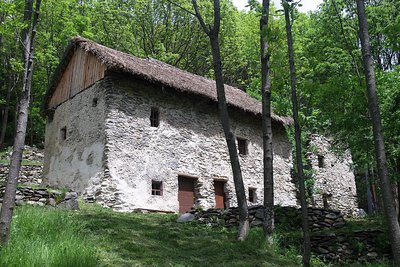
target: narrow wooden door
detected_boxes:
[214,181,226,209]
[178,177,195,213]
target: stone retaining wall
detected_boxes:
[0,186,78,210]
[190,205,390,264]
[311,230,390,264]
[191,205,346,231]
[0,165,43,185]
[0,146,44,186]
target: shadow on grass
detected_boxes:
[77,206,299,267]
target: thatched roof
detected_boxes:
[44,36,292,125]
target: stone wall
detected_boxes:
[307,134,358,215]
[191,205,346,231]
[90,75,297,212]
[0,185,78,210]
[190,205,390,264]
[0,146,43,185]
[43,80,107,193]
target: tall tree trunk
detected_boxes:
[0,84,12,149]
[355,0,400,265]
[192,0,249,241]
[0,0,41,245]
[283,2,311,266]
[260,0,274,245]
[397,159,400,220]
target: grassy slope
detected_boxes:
[79,204,300,267]
[0,204,301,267]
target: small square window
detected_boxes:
[248,188,256,203]
[151,181,162,196]
[318,155,325,168]
[60,127,67,141]
[92,98,98,107]
[150,107,159,127]
[237,138,248,155]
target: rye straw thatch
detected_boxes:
[44,37,292,125]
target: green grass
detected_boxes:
[0,206,98,267]
[0,159,42,166]
[0,203,304,267]
[78,203,301,267]
[1,203,390,267]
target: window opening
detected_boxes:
[237,138,248,155]
[151,180,162,196]
[60,127,67,141]
[92,98,98,107]
[150,107,159,127]
[248,188,256,203]
[318,155,325,168]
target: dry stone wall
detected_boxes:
[94,76,297,212]
[0,146,43,185]
[190,205,390,264]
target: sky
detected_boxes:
[232,0,324,13]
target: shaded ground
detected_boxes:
[77,203,300,267]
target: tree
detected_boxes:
[0,0,41,244]
[355,0,400,264]
[259,0,274,244]
[191,0,249,241]
[282,1,310,266]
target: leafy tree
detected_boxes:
[0,0,41,244]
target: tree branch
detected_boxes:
[165,0,196,16]
[192,0,211,35]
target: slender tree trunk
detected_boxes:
[192,0,249,241]
[365,169,374,214]
[283,2,311,266]
[0,0,41,245]
[397,159,400,220]
[260,0,274,245]
[356,0,400,265]
[0,85,11,149]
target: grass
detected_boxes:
[78,203,301,267]
[0,203,303,267]
[0,203,390,267]
[0,206,98,267]
[0,159,42,166]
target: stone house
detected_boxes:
[42,37,298,212]
[42,37,358,214]
[306,134,358,215]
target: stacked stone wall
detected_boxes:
[190,205,390,264]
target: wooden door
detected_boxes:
[178,177,195,213]
[214,181,226,209]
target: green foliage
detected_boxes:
[0,206,98,267]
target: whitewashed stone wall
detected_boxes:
[94,76,297,212]
[43,81,107,193]
[307,134,358,215]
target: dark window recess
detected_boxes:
[150,107,160,127]
[92,98,98,107]
[318,155,325,168]
[60,127,67,140]
[249,188,256,203]
[237,138,248,155]
[151,181,162,196]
